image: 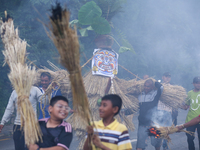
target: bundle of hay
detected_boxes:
[84,71,110,97]
[109,77,139,113]
[115,77,140,94]
[160,84,187,109]
[46,3,91,131]
[34,67,71,99]
[148,125,193,143]
[123,78,187,109]
[1,17,42,146]
[123,79,146,96]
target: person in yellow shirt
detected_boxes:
[83,94,132,150]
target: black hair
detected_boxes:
[40,72,51,80]
[101,94,122,116]
[145,79,154,86]
[50,95,69,106]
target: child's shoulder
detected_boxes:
[38,118,49,123]
[116,122,128,131]
[59,120,72,133]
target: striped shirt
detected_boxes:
[91,119,132,150]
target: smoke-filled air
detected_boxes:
[0,0,200,150]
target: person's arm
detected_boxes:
[83,126,93,150]
[117,128,132,150]
[92,134,111,150]
[35,87,43,103]
[144,82,163,107]
[177,115,200,131]
[180,103,189,110]
[0,90,16,132]
[154,81,163,102]
[180,92,191,110]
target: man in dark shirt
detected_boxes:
[136,79,163,150]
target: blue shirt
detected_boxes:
[38,86,62,119]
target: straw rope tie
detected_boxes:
[18,95,29,100]
[69,70,80,75]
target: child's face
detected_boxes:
[49,100,70,120]
[99,100,118,119]
[193,82,200,90]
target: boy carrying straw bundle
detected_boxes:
[29,95,73,150]
[83,94,132,150]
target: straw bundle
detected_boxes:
[34,68,71,99]
[115,77,139,94]
[122,78,187,109]
[47,4,91,128]
[1,18,42,146]
[124,79,146,96]
[8,64,42,145]
[66,95,100,137]
[160,84,187,109]
[120,113,135,131]
[148,125,193,142]
[1,18,26,66]
[109,77,139,113]
[84,71,110,97]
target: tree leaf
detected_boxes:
[121,39,135,53]
[119,46,131,53]
[78,1,102,25]
[79,28,88,37]
[91,16,111,34]
[87,26,93,30]
[69,19,79,27]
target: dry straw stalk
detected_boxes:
[47,4,91,127]
[151,125,193,143]
[1,18,42,146]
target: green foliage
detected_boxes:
[91,16,111,34]
[78,1,111,34]
[78,1,102,25]
[95,0,127,21]
[119,46,131,53]
[79,26,93,37]
[29,0,52,5]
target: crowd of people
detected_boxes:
[0,71,200,150]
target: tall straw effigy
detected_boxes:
[37,3,187,149]
[0,16,42,146]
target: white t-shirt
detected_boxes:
[1,86,43,125]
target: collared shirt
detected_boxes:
[91,119,132,150]
[1,86,43,125]
[138,90,158,103]
[38,86,62,119]
[138,85,163,126]
[38,118,72,150]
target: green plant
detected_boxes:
[70,0,134,53]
